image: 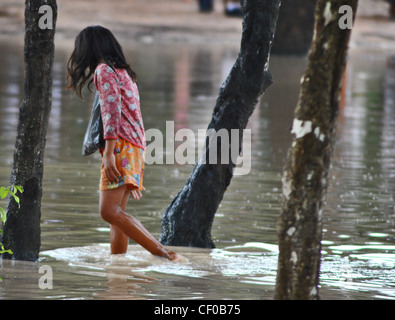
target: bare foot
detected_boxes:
[169,252,188,263]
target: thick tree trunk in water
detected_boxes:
[275,0,358,299]
[160,0,281,247]
[1,1,57,261]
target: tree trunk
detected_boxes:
[1,0,57,261]
[159,0,281,247]
[271,0,318,55]
[275,0,358,299]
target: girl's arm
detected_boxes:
[95,65,122,184]
[103,139,120,184]
[95,64,122,141]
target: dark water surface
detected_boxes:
[0,40,394,300]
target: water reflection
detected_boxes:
[327,53,395,245]
[0,39,394,300]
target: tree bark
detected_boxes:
[1,0,57,261]
[275,0,358,300]
[159,0,281,247]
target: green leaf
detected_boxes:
[15,186,24,194]
[0,187,9,200]
[0,207,6,223]
[0,185,23,208]
[11,194,20,207]
[0,244,13,255]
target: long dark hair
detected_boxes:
[67,25,137,98]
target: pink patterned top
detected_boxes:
[94,63,145,150]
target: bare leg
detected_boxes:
[109,191,130,254]
[100,185,180,260]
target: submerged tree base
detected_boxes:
[275,0,358,300]
[2,0,57,262]
[160,0,281,248]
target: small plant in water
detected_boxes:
[0,185,24,255]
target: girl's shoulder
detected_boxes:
[95,64,133,87]
[95,63,117,75]
[94,63,119,90]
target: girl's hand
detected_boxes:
[103,139,121,184]
[131,186,145,200]
[103,152,121,184]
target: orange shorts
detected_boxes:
[100,138,145,191]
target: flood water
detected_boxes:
[0,39,394,300]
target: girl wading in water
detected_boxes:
[67,25,182,261]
